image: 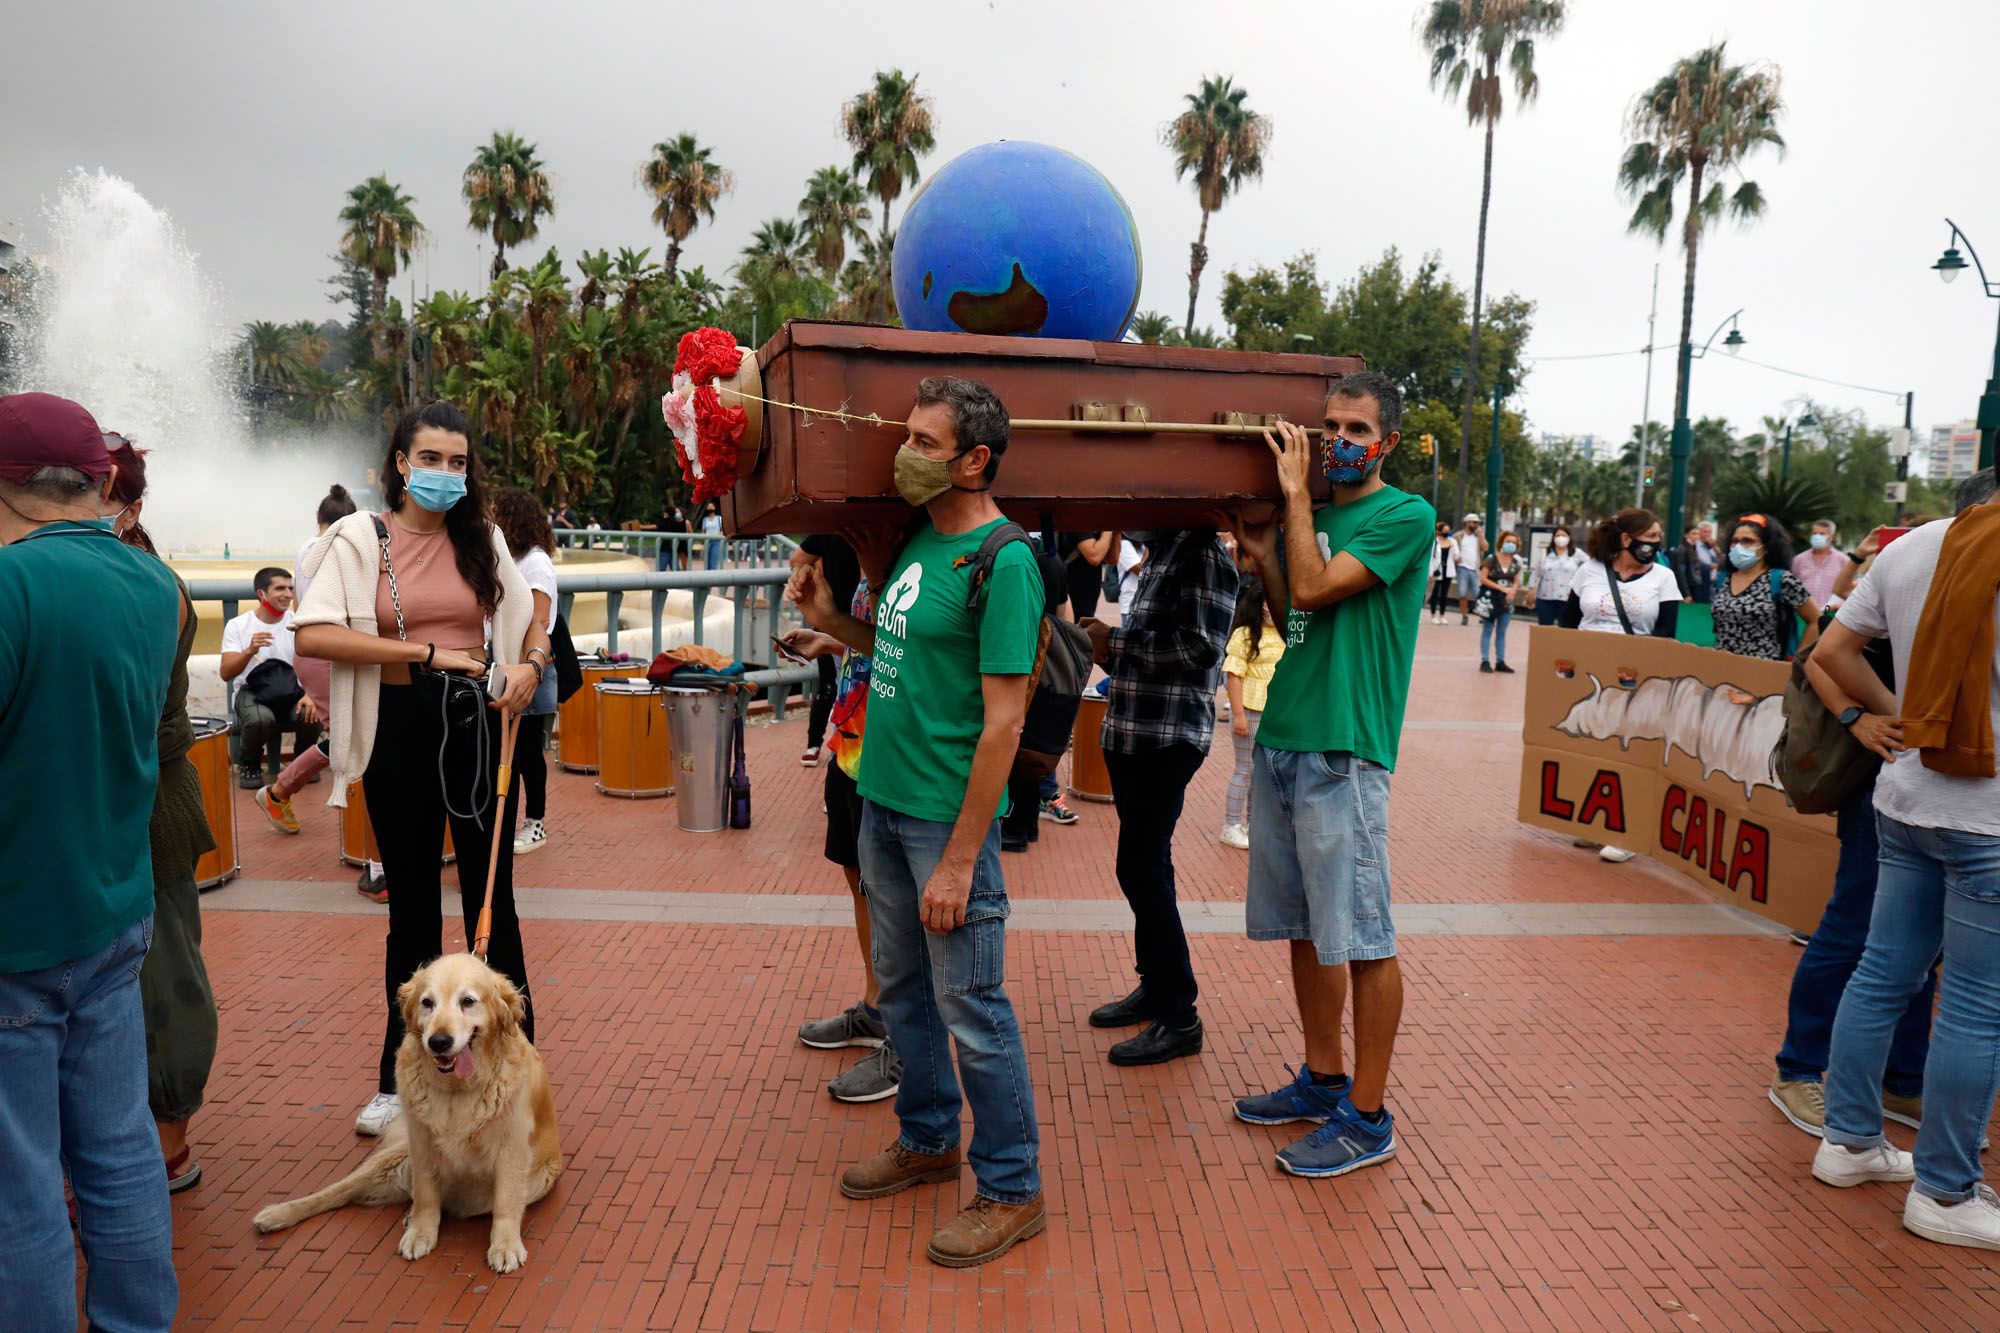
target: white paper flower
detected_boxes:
[661,372,701,477]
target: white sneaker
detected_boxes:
[1904,1183,2000,1251]
[1599,846,1637,863]
[355,1092,402,1136]
[1219,824,1250,849]
[1812,1138,1915,1188]
[513,818,548,856]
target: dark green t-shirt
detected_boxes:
[1256,486,1435,771]
[857,517,1043,824]
[0,521,179,972]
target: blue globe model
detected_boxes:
[891,140,1142,342]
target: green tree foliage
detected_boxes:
[798,167,871,276]
[640,134,732,282]
[463,131,556,280]
[1163,75,1270,337]
[841,70,936,250]
[338,175,424,363]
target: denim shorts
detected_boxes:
[1246,747,1397,964]
[1454,567,1479,599]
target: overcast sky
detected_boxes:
[7,0,1998,454]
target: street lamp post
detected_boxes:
[1933,218,2000,472]
[1485,379,1505,540]
[1666,310,1745,546]
[1778,408,1817,481]
[1447,361,1465,521]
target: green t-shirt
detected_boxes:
[857,517,1043,824]
[0,521,179,972]
[1256,486,1435,771]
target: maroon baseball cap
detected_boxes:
[0,393,113,483]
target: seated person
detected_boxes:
[220,566,321,788]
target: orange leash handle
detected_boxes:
[474,707,523,960]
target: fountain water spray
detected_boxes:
[20,169,373,555]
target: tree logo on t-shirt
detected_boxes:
[877,562,924,640]
[1317,532,1332,562]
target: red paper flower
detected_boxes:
[664,326,750,505]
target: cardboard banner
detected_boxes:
[1516,627,1839,934]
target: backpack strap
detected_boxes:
[1603,560,1637,636]
[1770,569,1798,656]
[961,521,1035,615]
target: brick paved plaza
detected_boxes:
[165,622,2000,1331]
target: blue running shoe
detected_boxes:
[1234,1064,1350,1126]
[1276,1101,1396,1179]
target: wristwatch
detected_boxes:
[1838,706,1864,728]
[1846,550,1865,564]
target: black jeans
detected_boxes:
[1103,743,1206,1028]
[1428,575,1453,617]
[1002,768,1043,845]
[806,655,837,749]
[515,712,551,822]
[367,679,534,1093]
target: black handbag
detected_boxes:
[242,658,303,713]
[728,712,752,829]
[549,615,584,703]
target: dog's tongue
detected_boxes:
[452,1047,475,1079]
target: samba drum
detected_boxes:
[557,660,645,773]
[1066,693,1112,803]
[340,779,456,867]
[189,716,239,890]
[595,679,673,798]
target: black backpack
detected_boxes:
[964,523,1093,780]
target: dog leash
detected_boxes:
[474,704,522,962]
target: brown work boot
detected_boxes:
[926,1194,1047,1268]
[839,1142,962,1200]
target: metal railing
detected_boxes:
[551,527,799,570]
[182,567,819,717]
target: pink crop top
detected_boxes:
[374,512,487,650]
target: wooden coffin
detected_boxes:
[722,321,1365,536]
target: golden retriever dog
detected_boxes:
[252,953,562,1273]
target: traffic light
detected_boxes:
[1643,465,1656,487]
[1419,433,1435,457]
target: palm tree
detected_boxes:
[1163,75,1272,339]
[244,320,312,388]
[1128,312,1176,345]
[836,230,897,325]
[1420,0,1567,523]
[462,131,556,280]
[338,174,425,363]
[841,69,937,250]
[640,133,733,283]
[798,166,872,276]
[739,219,811,283]
[1619,44,1784,531]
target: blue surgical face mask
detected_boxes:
[1501,541,1518,555]
[405,464,467,513]
[1809,532,1830,550]
[1728,543,1761,570]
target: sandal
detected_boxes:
[165,1145,203,1194]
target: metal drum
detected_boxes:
[340,779,455,867]
[189,716,239,890]
[1067,693,1113,803]
[595,679,673,798]
[557,661,644,773]
[661,687,748,833]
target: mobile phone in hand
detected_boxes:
[771,634,810,666]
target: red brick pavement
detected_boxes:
[159,622,2000,1330]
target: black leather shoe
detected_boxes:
[1089,985,1152,1029]
[1001,835,1030,854]
[1108,1019,1204,1067]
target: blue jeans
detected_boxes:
[0,915,177,1332]
[1479,605,1511,664]
[1776,779,1934,1094]
[858,801,1040,1203]
[1825,815,2000,1203]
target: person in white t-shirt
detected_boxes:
[1454,515,1486,623]
[1558,509,1680,864]
[494,489,562,857]
[220,566,320,788]
[1113,537,1147,618]
[1812,473,2000,1249]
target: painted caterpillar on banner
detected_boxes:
[1554,674,1786,801]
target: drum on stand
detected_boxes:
[1067,693,1113,803]
[340,779,456,867]
[557,661,644,773]
[595,679,674,798]
[189,716,239,890]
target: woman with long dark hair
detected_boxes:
[104,436,218,1192]
[294,402,550,1135]
[1711,513,1821,660]
[491,488,560,856]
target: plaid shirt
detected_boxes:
[1101,532,1240,756]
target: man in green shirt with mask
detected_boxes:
[790,375,1045,1269]
[0,392,181,1331]
[1226,371,1434,1181]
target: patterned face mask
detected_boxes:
[1319,434,1383,485]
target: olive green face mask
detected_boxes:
[893,444,962,507]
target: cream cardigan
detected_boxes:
[294,510,533,808]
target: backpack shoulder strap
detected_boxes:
[962,521,1035,614]
[1603,560,1637,635]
